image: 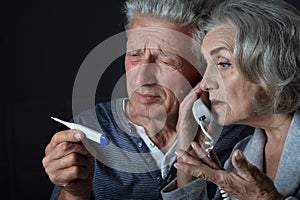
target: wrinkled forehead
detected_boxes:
[202,23,236,55]
[126,27,202,66]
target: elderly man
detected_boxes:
[42,0,254,199]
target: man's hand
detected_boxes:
[42,130,94,200]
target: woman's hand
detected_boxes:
[174,147,284,200]
[176,83,204,151]
[176,83,211,187]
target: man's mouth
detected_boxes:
[135,92,160,104]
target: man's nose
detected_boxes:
[133,50,160,85]
[142,50,156,64]
[135,62,159,86]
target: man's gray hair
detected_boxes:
[205,0,300,114]
[122,0,221,42]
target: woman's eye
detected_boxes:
[217,62,231,69]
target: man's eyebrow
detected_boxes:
[126,45,135,50]
[209,47,229,56]
[158,50,177,57]
[126,46,141,52]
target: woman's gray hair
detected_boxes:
[205,0,300,114]
[122,0,222,42]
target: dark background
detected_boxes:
[1,1,126,199]
[1,0,300,199]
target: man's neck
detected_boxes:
[125,100,178,152]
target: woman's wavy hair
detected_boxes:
[205,0,300,114]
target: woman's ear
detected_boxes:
[255,87,268,102]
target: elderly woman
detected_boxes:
[165,0,300,199]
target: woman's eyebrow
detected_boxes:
[209,46,229,56]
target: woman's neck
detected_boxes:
[247,113,292,139]
[256,113,293,181]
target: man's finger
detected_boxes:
[51,130,84,144]
[45,130,84,154]
[46,142,92,161]
[48,165,92,187]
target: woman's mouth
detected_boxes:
[210,100,225,110]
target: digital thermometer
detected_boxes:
[51,117,109,145]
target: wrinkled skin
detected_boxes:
[175,86,283,199]
[175,147,283,200]
[42,130,94,199]
[42,16,201,199]
[175,83,222,187]
[174,23,286,199]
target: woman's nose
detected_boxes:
[200,64,219,91]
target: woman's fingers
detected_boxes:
[174,153,221,182]
[191,141,208,158]
[191,142,222,170]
